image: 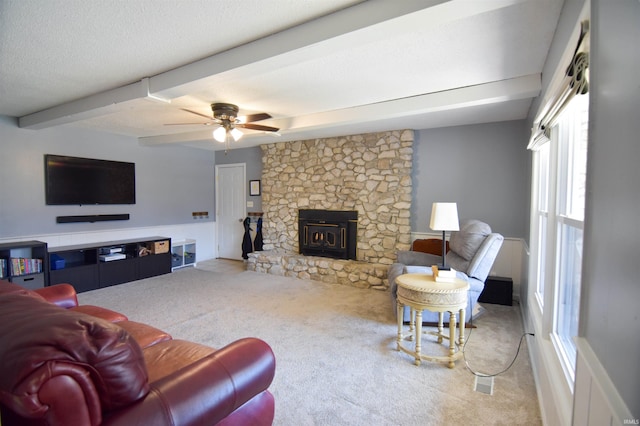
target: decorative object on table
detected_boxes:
[429,202,460,270]
[250,179,261,196]
[431,265,457,283]
[254,217,264,251]
[242,217,253,259]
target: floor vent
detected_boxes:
[474,375,494,395]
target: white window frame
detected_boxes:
[528,10,590,395]
[552,99,589,383]
[531,94,589,388]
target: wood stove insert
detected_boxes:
[298,209,357,260]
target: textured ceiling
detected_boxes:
[0,0,564,151]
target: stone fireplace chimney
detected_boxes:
[259,130,414,266]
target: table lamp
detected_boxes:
[429,202,459,270]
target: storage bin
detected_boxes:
[171,254,183,268]
[184,252,195,265]
[150,240,169,254]
[50,254,65,270]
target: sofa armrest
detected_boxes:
[34,283,79,308]
[388,262,405,285]
[467,276,485,295]
[104,338,276,426]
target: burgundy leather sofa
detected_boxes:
[0,280,276,426]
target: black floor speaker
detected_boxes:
[478,276,513,306]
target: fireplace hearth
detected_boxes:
[298,209,357,260]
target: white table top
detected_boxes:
[396,273,469,293]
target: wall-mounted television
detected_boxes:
[45,155,136,205]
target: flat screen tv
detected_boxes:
[45,154,136,205]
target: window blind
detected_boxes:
[528,20,590,151]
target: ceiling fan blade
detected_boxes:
[238,123,280,132]
[164,122,211,126]
[243,112,272,123]
[180,108,213,120]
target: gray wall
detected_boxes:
[0,115,215,239]
[413,121,530,238]
[219,125,531,239]
[581,0,639,416]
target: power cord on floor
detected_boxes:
[461,331,535,377]
[457,296,535,377]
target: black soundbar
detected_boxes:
[56,214,130,224]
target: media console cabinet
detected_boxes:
[48,237,172,293]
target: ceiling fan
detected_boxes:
[167,103,279,151]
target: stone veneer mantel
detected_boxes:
[247,130,414,290]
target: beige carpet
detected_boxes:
[78,260,541,425]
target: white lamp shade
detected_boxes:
[213,127,227,143]
[230,127,243,141]
[429,202,460,231]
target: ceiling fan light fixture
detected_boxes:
[230,127,243,141]
[213,126,226,143]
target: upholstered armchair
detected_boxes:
[389,220,504,324]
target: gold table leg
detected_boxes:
[448,311,456,369]
[408,308,415,341]
[458,308,466,346]
[396,300,403,351]
[415,309,422,366]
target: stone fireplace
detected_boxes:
[247,130,414,290]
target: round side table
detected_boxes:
[395,273,469,368]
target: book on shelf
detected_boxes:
[9,258,43,276]
[0,258,7,279]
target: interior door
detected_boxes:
[216,164,246,260]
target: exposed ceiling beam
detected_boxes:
[148,0,525,99]
[283,75,541,131]
[149,0,453,98]
[18,79,164,129]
